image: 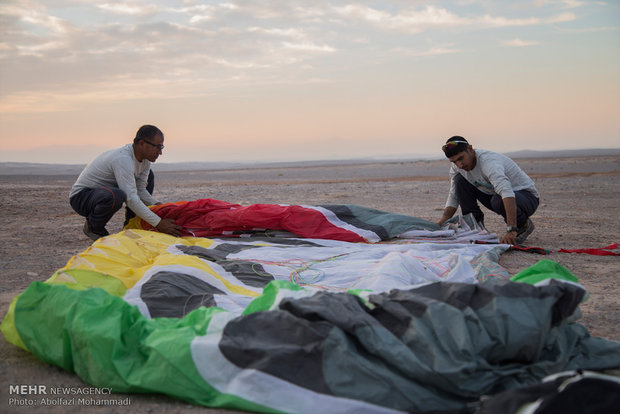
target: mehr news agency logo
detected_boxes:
[8,384,131,407]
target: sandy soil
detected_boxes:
[1,155,619,413]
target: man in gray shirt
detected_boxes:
[437,136,539,245]
[70,125,183,240]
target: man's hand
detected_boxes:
[156,218,184,237]
[500,230,517,245]
[437,206,457,227]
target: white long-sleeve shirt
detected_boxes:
[70,144,162,227]
[445,149,539,209]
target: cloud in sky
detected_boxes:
[0,1,584,97]
[334,4,575,32]
[0,0,619,163]
[503,38,540,47]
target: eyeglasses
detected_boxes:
[143,140,165,151]
[442,140,468,152]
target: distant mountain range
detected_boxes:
[1,148,619,175]
[504,148,620,158]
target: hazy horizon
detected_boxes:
[1,1,619,164]
[2,143,620,166]
[1,147,619,173]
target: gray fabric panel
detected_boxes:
[216,281,620,412]
[320,204,440,238]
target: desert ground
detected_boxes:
[1,155,619,413]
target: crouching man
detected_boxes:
[437,136,539,245]
[69,124,183,240]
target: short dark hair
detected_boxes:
[133,125,163,144]
[442,136,469,158]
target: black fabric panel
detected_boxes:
[393,282,499,311]
[475,373,620,414]
[220,291,413,398]
[177,245,229,261]
[368,280,586,341]
[280,291,376,332]
[141,271,225,318]
[220,291,388,395]
[405,280,585,325]
[367,291,428,339]
[217,261,274,288]
[215,284,618,413]
[538,280,586,326]
[177,239,323,259]
[219,291,435,407]
[535,377,620,414]
[368,284,491,340]
[319,205,389,240]
[178,239,328,289]
[219,310,333,394]
[177,243,255,258]
[177,245,275,288]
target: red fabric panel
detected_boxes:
[139,199,368,242]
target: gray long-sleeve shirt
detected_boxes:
[70,144,162,227]
[445,149,539,209]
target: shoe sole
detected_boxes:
[83,221,108,241]
[83,227,101,241]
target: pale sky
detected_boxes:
[1,0,619,164]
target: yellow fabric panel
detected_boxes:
[46,269,128,295]
[124,215,144,230]
[58,230,212,288]
[55,230,258,297]
[0,296,27,350]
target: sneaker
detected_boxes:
[515,219,535,245]
[83,220,109,241]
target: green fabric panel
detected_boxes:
[511,259,579,285]
[47,268,127,296]
[1,268,127,352]
[11,282,273,412]
[243,280,302,315]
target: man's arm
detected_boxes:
[500,196,518,244]
[136,168,159,206]
[438,168,460,226]
[110,158,164,228]
[437,206,457,226]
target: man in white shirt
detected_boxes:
[70,125,183,240]
[437,136,539,245]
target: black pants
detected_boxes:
[70,170,154,232]
[453,173,539,228]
